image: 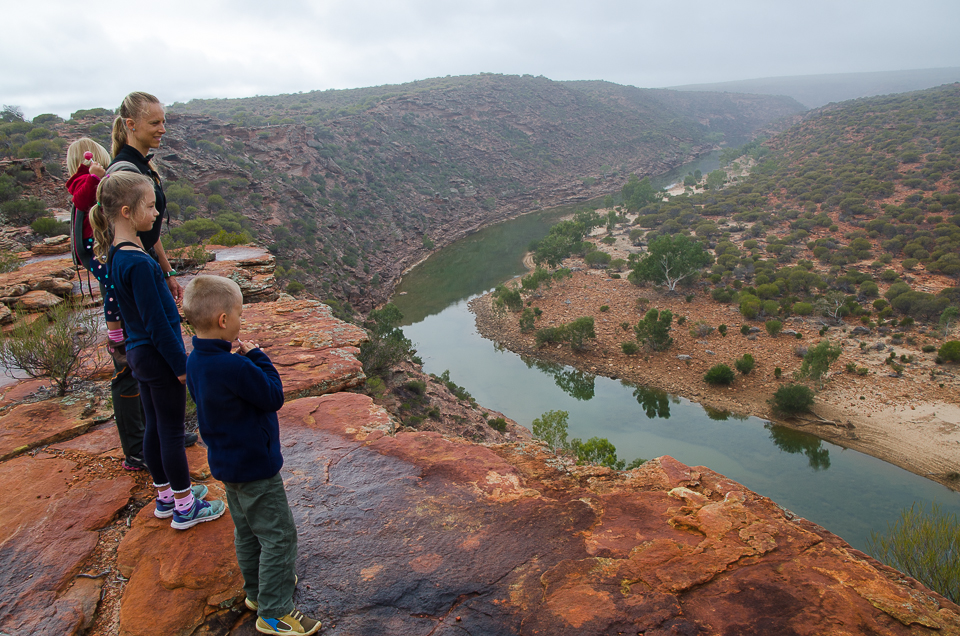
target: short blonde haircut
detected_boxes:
[183,275,243,331]
[66,138,111,177]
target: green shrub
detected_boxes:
[634,308,673,351]
[774,367,782,379]
[493,284,523,313]
[792,301,813,316]
[940,341,960,363]
[704,364,735,385]
[621,341,640,355]
[734,354,755,375]
[519,308,536,332]
[922,344,937,353]
[740,324,751,336]
[570,436,625,470]
[867,502,960,604]
[1,197,46,225]
[488,417,507,433]
[772,384,815,414]
[765,319,782,337]
[718,324,727,337]
[30,216,69,236]
[285,281,304,294]
[599,305,609,312]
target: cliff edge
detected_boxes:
[0,261,957,635]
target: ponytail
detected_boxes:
[92,171,153,263]
[110,116,128,158]
[112,91,161,158]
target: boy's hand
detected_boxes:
[237,339,259,355]
[177,373,186,384]
[89,161,105,178]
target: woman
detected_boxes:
[106,92,196,465]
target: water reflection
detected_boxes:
[621,381,676,419]
[766,423,832,471]
[703,406,749,422]
[522,356,596,401]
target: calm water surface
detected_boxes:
[391,182,960,552]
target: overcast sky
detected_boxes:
[5,0,960,119]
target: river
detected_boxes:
[389,166,960,553]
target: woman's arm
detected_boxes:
[152,240,183,304]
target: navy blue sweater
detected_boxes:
[110,246,186,376]
[186,337,285,483]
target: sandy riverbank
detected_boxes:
[470,268,960,492]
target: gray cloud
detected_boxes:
[4,0,960,119]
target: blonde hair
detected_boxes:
[111,91,162,158]
[89,172,153,263]
[183,275,243,332]
[66,138,111,178]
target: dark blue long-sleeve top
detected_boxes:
[109,246,186,376]
[186,337,285,483]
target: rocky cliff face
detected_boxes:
[1,266,957,636]
[34,74,804,312]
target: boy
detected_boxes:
[183,275,321,636]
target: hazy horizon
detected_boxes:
[4,0,960,120]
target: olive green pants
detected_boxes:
[224,473,298,619]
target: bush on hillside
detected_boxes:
[772,384,815,415]
[704,364,735,385]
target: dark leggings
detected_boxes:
[127,344,190,491]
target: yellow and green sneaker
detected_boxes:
[255,609,320,635]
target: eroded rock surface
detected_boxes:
[113,394,960,636]
[0,455,134,636]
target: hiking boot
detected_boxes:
[255,609,320,635]
[184,431,199,447]
[122,455,146,471]
[170,497,226,530]
[154,484,209,519]
[245,575,298,611]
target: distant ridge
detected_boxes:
[665,67,960,109]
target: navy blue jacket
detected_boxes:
[186,337,285,483]
[110,246,186,376]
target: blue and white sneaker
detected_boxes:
[170,497,226,530]
[154,484,210,519]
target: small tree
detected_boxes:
[358,303,414,377]
[634,308,674,351]
[0,302,106,396]
[867,502,960,604]
[940,341,960,363]
[628,234,713,291]
[570,437,625,470]
[797,339,842,388]
[772,384,815,415]
[532,410,570,451]
[765,319,782,337]
[565,317,595,351]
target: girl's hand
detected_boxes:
[237,339,258,355]
[177,373,186,384]
[167,276,184,304]
[89,161,105,178]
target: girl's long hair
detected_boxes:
[90,172,153,263]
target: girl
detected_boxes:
[90,171,225,530]
[65,138,147,471]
